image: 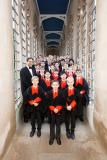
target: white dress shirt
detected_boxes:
[26,65,33,76]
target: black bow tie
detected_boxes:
[29,67,32,69]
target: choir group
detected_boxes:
[20,55,89,145]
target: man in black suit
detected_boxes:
[20,57,37,122]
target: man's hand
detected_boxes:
[67,105,72,111]
[34,103,39,107]
[54,108,58,113]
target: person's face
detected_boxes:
[69,60,73,65]
[39,56,42,62]
[61,60,65,66]
[40,69,44,76]
[55,63,59,68]
[67,77,74,86]
[36,65,40,72]
[76,71,82,77]
[27,59,33,67]
[73,64,78,71]
[37,59,40,64]
[41,62,45,67]
[64,64,68,70]
[48,59,52,65]
[49,55,53,60]
[50,65,55,71]
[61,74,67,80]
[45,72,50,79]
[65,58,69,63]
[52,82,59,90]
[36,65,40,69]
[32,78,39,86]
[68,67,73,73]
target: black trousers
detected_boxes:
[77,96,84,118]
[22,100,31,120]
[30,107,42,131]
[50,113,61,139]
[65,109,76,133]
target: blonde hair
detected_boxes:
[32,76,39,81]
[67,76,74,82]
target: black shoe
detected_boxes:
[37,130,41,137]
[24,118,28,123]
[71,132,75,140]
[30,130,35,137]
[66,131,71,139]
[79,117,84,122]
[49,138,54,145]
[56,138,61,145]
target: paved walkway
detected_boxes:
[3,120,107,160]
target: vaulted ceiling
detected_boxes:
[36,0,70,49]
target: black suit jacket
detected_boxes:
[20,66,37,96]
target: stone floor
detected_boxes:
[3,120,107,160]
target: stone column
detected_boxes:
[0,0,16,158]
[72,0,78,62]
[94,0,107,148]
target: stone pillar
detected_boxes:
[94,0,107,148]
[72,0,78,62]
[0,0,16,159]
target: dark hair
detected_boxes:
[76,69,82,72]
[60,71,66,76]
[41,61,45,63]
[26,57,34,62]
[54,70,59,73]
[69,58,74,64]
[61,59,65,62]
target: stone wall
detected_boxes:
[94,0,107,150]
[0,0,16,159]
[0,0,43,159]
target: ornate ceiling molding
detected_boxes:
[39,14,67,26]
